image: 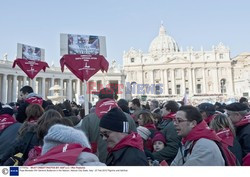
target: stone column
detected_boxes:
[60,79,64,96]
[164,69,168,95]
[151,71,154,85]
[2,74,7,104]
[7,76,12,103]
[171,69,176,95]
[214,68,219,93]
[77,79,81,96]
[13,75,17,102]
[23,76,27,87]
[228,67,234,96]
[188,69,193,95]
[192,69,196,94]
[161,70,164,95]
[67,79,72,101]
[101,78,105,88]
[102,75,108,88]
[32,79,36,93]
[182,69,186,95]
[50,78,54,96]
[18,77,22,95]
[38,78,42,96]
[42,77,46,99]
[202,68,207,93]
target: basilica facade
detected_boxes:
[1,24,249,104]
[123,24,239,103]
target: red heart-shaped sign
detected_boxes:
[12,59,49,79]
[60,54,109,81]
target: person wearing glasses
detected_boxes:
[99,107,148,166]
[171,105,225,166]
[225,103,250,159]
[79,88,137,163]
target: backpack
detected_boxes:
[3,132,34,166]
[188,140,239,166]
[215,141,239,166]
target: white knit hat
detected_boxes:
[137,126,151,140]
[42,124,91,155]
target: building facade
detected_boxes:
[0,58,126,104]
[232,52,250,98]
[123,24,235,102]
[0,24,249,104]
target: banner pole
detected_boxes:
[84,80,89,115]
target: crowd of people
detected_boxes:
[1,85,250,166]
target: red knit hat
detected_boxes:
[152,132,166,144]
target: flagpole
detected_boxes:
[84,80,89,115]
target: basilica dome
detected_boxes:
[149,24,179,54]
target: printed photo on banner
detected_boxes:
[68,34,100,55]
[17,43,45,61]
[60,33,107,57]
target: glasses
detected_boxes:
[100,131,112,140]
[173,118,189,124]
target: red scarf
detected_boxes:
[144,123,156,130]
[182,120,221,144]
[182,120,237,166]
[204,114,215,125]
[235,114,250,127]
[162,112,176,120]
[95,98,119,119]
[24,146,42,166]
[27,143,92,166]
[108,133,144,153]
[0,114,16,131]
[25,97,43,105]
[216,129,234,147]
[243,153,250,166]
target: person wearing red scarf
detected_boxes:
[0,105,22,160]
[137,111,157,152]
[99,107,148,166]
[153,100,181,165]
[80,88,137,163]
[27,124,105,166]
[138,110,157,133]
[226,102,250,158]
[197,102,216,125]
[210,113,242,164]
[16,85,47,123]
[171,105,225,166]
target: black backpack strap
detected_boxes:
[215,141,239,166]
[21,132,35,160]
[180,140,197,164]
